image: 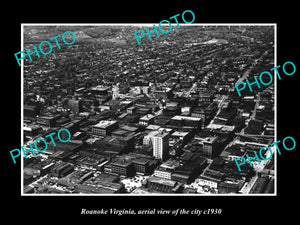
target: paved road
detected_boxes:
[236,49,270,84]
[240,174,258,194]
[208,95,227,126]
[183,82,197,98]
[251,93,260,120]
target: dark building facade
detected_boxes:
[111,159,135,177]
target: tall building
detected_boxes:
[68,99,82,114]
[143,130,160,145]
[111,159,135,177]
[152,130,170,161]
[202,136,219,158]
[112,85,119,100]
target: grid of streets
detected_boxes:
[22,24,275,195]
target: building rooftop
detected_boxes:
[172,131,189,137]
[111,158,133,167]
[206,123,235,132]
[160,159,180,170]
[120,125,139,132]
[93,120,118,129]
[146,124,161,130]
[90,86,110,91]
[140,114,155,121]
[172,115,202,121]
[202,136,218,144]
[147,175,177,187]
[132,157,150,165]
[154,130,170,138]
[111,129,129,136]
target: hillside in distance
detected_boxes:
[23,26,140,45]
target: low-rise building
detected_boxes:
[92,120,119,136]
[139,114,155,126]
[147,176,181,193]
[50,162,74,178]
[111,159,135,177]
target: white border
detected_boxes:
[21,23,277,196]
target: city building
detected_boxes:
[68,99,82,114]
[139,114,155,126]
[153,158,180,179]
[70,170,94,184]
[147,176,181,193]
[127,106,137,114]
[111,158,135,177]
[196,176,220,189]
[154,167,173,180]
[132,158,151,175]
[90,85,110,96]
[152,130,170,161]
[218,180,242,194]
[191,103,217,128]
[36,115,57,127]
[24,104,40,119]
[199,91,214,103]
[24,159,55,177]
[143,130,160,145]
[91,120,119,136]
[153,87,173,100]
[171,153,208,184]
[171,130,193,146]
[23,125,41,136]
[112,85,119,100]
[202,136,219,159]
[186,135,220,159]
[50,162,74,178]
[76,182,125,194]
[170,115,202,130]
[111,129,133,139]
[93,136,130,155]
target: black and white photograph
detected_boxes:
[20,24,276,196]
[3,3,298,222]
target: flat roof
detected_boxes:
[120,125,139,132]
[172,131,189,137]
[93,120,117,128]
[202,136,218,144]
[111,159,132,167]
[154,131,169,138]
[111,129,129,135]
[160,159,180,170]
[145,130,160,137]
[172,115,201,121]
[146,124,161,130]
[147,176,177,187]
[140,114,155,121]
[206,123,235,131]
[120,100,132,104]
[132,158,150,165]
[90,86,110,91]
